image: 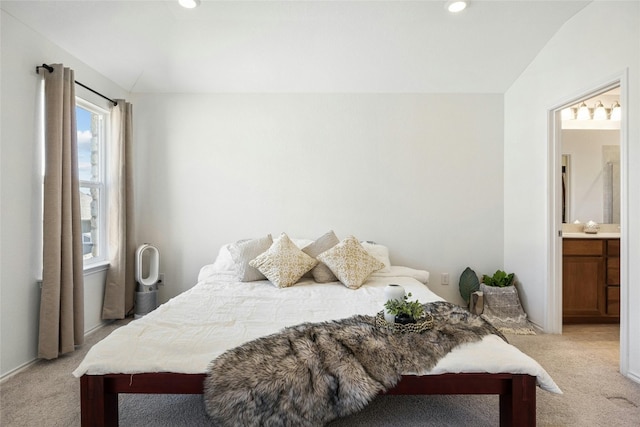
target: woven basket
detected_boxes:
[375,311,434,333]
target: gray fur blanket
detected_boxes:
[203,301,505,427]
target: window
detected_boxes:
[76,99,109,265]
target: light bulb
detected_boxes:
[561,108,575,120]
[576,102,590,120]
[593,101,607,120]
[610,102,621,121]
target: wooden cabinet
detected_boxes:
[563,238,620,323]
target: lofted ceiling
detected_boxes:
[2,0,590,94]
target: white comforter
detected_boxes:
[73,266,561,394]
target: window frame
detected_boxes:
[76,97,110,268]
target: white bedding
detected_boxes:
[73,265,561,394]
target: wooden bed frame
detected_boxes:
[80,371,536,426]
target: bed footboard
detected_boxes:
[80,372,536,427]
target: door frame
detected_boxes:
[547,70,629,375]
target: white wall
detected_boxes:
[132,93,505,307]
[504,1,639,381]
[562,129,620,224]
[0,11,128,377]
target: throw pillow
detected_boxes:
[302,230,340,283]
[250,233,318,288]
[317,235,385,289]
[228,234,273,282]
[360,241,392,273]
[480,283,536,335]
[210,244,236,272]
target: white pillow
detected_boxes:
[249,233,318,288]
[291,238,314,249]
[210,244,236,272]
[228,234,273,282]
[317,235,385,289]
[302,230,340,283]
[360,241,392,273]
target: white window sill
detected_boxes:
[37,261,110,288]
[84,261,110,275]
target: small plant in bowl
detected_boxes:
[384,292,425,324]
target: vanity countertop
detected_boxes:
[562,232,620,239]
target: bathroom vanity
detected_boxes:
[562,235,620,323]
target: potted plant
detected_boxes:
[384,292,425,324]
[482,270,515,287]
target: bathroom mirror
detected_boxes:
[561,126,620,224]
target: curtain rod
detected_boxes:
[36,63,118,107]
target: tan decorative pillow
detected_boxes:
[228,234,273,282]
[302,230,340,283]
[316,235,385,289]
[250,233,318,288]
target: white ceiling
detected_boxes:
[2,0,590,94]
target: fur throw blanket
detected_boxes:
[204,301,505,427]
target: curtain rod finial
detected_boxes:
[36,63,54,74]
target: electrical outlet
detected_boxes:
[441,273,449,285]
[157,273,165,286]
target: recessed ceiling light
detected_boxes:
[179,0,201,9]
[445,1,468,13]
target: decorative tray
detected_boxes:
[375,311,434,333]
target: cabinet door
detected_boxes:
[562,256,605,317]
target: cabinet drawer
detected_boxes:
[607,257,620,285]
[607,286,620,315]
[607,239,620,256]
[563,239,604,256]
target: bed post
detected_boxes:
[500,374,536,427]
[81,375,118,427]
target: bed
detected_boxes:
[75,234,560,426]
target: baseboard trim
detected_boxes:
[625,370,640,385]
[0,320,112,383]
[84,320,112,337]
[0,358,40,383]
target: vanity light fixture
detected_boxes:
[610,101,621,121]
[179,0,200,9]
[445,1,468,13]
[562,100,621,124]
[593,101,607,120]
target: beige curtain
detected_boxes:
[102,101,136,319]
[38,64,85,360]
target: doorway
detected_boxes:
[548,75,629,374]
[561,87,621,324]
